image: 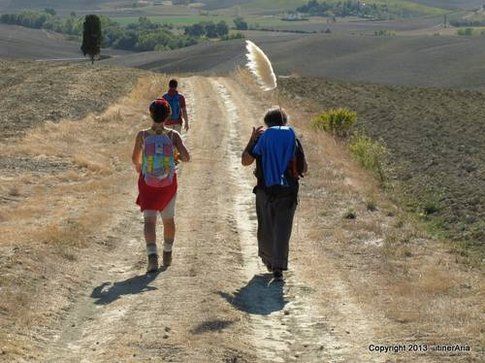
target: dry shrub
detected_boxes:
[312,108,356,137]
[131,75,166,102]
[35,221,87,248]
[349,134,388,183]
[71,154,111,174]
[418,266,457,296]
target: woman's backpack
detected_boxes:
[141,130,176,188]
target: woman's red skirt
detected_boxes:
[136,173,178,212]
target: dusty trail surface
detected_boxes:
[22,76,373,362]
[1,75,482,362]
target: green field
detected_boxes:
[112,15,234,27]
[218,0,448,16]
[112,14,331,29]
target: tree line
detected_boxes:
[0,10,242,52]
[296,0,390,19]
[450,19,485,28]
[184,20,229,38]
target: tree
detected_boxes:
[216,21,229,36]
[44,8,56,16]
[113,30,138,50]
[205,22,218,38]
[81,15,102,64]
[233,17,248,30]
[184,23,205,37]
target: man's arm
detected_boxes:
[297,138,308,174]
[182,107,189,131]
[180,95,189,131]
[241,126,264,166]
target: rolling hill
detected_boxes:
[0,24,82,60]
[0,24,130,60]
[281,76,485,253]
[410,0,483,9]
[201,0,468,13]
[0,0,479,15]
[0,0,113,11]
[106,33,485,90]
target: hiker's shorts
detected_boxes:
[143,194,176,220]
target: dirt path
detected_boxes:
[4,75,481,362]
[26,76,375,362]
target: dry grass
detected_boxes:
[0,70,167,355]
[234,69,484,359]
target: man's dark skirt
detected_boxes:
[255,189,297,271]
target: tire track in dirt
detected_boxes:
[41,76,257,362]
[209,78,338,362]
[37,75,376,363]
[213,76,383,362]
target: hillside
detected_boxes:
[1,0,477,15]
[107,33,485,90]
[0,60,141,139]
[202,0,450,14]
[0,24,130,61]
[0,62,482,362]
[281,76,485,259]
[0,24,81,60]
[0,0,113,11]
[410,0,483,9]
[203,0,444,14]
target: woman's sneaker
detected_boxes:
[163,251,172,267]
[147,254,159,273]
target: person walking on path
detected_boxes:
[241,107,307,279]
[132,98,190,273]
[162,79,190,133]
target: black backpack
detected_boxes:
[288,138,306,179]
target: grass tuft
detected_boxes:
[312,108,356,137]
[344,208,357,220]
[366,199,378,212]
[349,134,388,183]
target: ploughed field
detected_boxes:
[0,24,131,60]
[0,60,141,139]
[106,34,485,91]
[280,77,485,257]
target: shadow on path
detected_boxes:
[218,274,287,315]
[91,269,165,305]
[191,319,235,335]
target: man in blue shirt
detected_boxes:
[242,107,307,279]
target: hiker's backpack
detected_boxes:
[162,93,181,121]
[141,130,176,188]
[288,137,307,179]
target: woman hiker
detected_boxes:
[132,98,190,273]
[241,107,307,279]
